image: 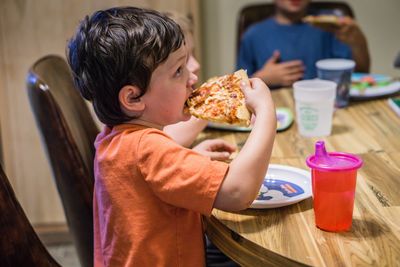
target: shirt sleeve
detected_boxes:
[137,130,229,216]
[237,30,256,76]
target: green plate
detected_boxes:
[276,107,294,132]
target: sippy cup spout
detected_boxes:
[307,141,363,171]
[315,141,328,158]
[313,140,332,165]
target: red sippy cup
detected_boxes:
[306,141,363,232]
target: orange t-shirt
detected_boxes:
[93,124,228,267]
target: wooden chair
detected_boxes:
[0,164,61,267]
[237,1,355,53]
[27,55,99,267]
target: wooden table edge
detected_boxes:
[204,215,311,267]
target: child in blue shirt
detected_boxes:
[237,0,370,88]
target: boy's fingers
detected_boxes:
[208,151,231,161]
[247,78,265,90]
[211,140,237,152]
[281,60,303,68]
[206,139,236,152]
[266,50,281,64]
[240,79,250,88]
[240,80,252,94]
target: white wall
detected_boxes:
[0,0,199,225]
[201,0,400,79]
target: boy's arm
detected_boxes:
[213,79,276,211]
[164,117,208,147]
[335,17,370,72]
[165,118,237,161]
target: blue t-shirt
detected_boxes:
[237,18,352,79]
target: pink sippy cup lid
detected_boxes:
[306,141,363,171]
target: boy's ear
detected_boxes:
[119,85,145,114]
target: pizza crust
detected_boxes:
[233,69,251,125]
[303,15,340,27]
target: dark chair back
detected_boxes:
[27,55,98,267]
[0,164,61,267]
[394,51,400,68]
[237,1,354,53]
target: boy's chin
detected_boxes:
[181,106,191,121]
[181,112,192,121]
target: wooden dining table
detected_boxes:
[197,88,400,267]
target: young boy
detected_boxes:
[67,6,276,267]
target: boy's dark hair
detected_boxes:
[67,7,184,126]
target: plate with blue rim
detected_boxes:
[250,164,312,209]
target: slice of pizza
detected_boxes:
[186,69,251,126]
[303,14,340,27]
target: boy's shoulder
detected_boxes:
[95,124,171,149]
[106,124,165,135]
[245,18,275,37]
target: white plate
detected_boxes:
[207,107,293,132]
[350,81,400,99]
[250,164,312,209]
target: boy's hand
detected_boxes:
[253,50,304,87]
[312,16,368,49]
[192,139,236,161]
[335,16,370,72]
[240,77,275,116]
[334,17,367,48]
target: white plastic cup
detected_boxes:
[316,59,355,108]
[293,79,337,137]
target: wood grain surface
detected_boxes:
[201,88,400,267]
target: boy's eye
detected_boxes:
[175,66,183,77]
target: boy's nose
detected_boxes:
[187,72,198,88]
[187,56,200,75]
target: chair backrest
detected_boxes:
[27,55,98,267]
[0,164,61,267]
[394,50,400,68]
[237,1,354,53]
